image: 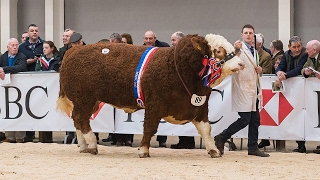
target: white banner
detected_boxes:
[304,78,320,141]
[0,72,114,132]
[0,73,320,141]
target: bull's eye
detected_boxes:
[217,51,220,53]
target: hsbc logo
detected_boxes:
[260,89,294,126]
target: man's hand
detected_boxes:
[275,78,282,88]
[234,40,242,50]
[255,66,262,74]
[316,73,320,80]
[0,70,5,80]
[276,71,287,81]
[27,57,38,64]
[304,68,312,76]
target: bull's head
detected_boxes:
[205,34,245,88]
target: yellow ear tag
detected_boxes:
[197,45,202,51]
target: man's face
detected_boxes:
[28,26,39,41]
[241,28,254,45]
[255,42,262,51]
[270,44,275,55]
[71,40,83,47]
[7,40,19,55]
[171,34,179,46]
[21,33,28,43]
[110,39,121,43]
[305,43,317,58]
[63,31,74,45]
[144,32,156,46]
[288,41,302,57]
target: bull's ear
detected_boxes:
[191,37,202,51]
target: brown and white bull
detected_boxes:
[57,34,244,158]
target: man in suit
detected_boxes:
[214,24,269,157]
[256,33,272,74]
[0,38,27,143]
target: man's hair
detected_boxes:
[174,31,185,39]
[28,24,37,29]
[7,38,18,46]
[241,24,255,33]
[144,30,156,38]
[64,28,76,33]
[110,33,122,42]
[270,40,283,50]
[121,33,133,44]
[289,36,302,46]
[99,39,109,42]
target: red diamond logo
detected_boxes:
[260,90,293,126]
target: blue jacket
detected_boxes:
[0,51,27,73]
[275,48,308,78]
[18,37,45,71]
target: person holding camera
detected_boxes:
[18,23,45,142]
[18,24,44,72]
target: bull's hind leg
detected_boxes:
[72,100,98,155]
[192,120,220,158]
[139,113,161,158]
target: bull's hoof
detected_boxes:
[138,153,150,158]
[208,149,221,158]
[87,148,98,155]
[80,148,89,153]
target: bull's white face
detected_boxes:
[223,55,245,74]
[209,55,245,88]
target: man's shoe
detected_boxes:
[102,135,112,142]
[293,146,306,153]
[214,135,225,155]
[170,143,195,149]
[258,140,270,148]
[116,141,124,146]
[16,139,24,143]
[1,139,15,143]
[0,132,6,141]
[248,149,270,157]
[124,141,132,147]
[24,136,34,142]
[159,142,166,147]
[313,149,320,154]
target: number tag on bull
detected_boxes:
[102,48,110,54]
[191,94,206,106]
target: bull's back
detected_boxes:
[60,43,148,106]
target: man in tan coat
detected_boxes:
[214,24,269,157]
[256,33,272,74]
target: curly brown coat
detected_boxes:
[58,34,221,157]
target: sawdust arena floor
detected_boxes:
[0,132,319,179]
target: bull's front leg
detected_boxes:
[192,120,220,158]
[139,115,161,158]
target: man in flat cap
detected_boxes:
[70,32,84,47]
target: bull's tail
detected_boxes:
[56,84,73,116]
